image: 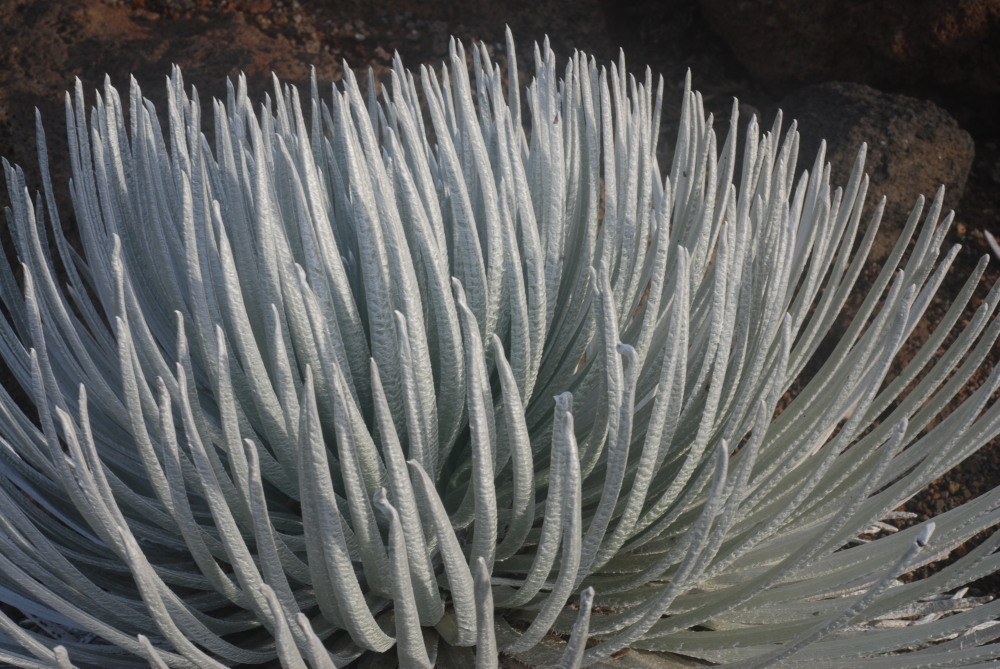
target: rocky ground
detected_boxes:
[1,0,999,597]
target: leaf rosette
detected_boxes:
[1,30,1000,669]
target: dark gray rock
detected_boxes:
[773,81,975,260]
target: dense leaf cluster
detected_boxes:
[2,31,1000,668]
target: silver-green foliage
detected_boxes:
[2,30,1000,668]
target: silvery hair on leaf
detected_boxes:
[2,28,1000,669]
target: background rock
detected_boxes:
[699,0,1000,101]
[773,82,975,259]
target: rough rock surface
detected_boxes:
[773,82,975,259]
[700,0,1000,99]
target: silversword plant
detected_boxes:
[2,30,1000,668]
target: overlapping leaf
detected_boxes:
[1,30,999,669]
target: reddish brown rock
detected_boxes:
[0,1,352,198]
[700,0,1000,99]
[773,82,975,259]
